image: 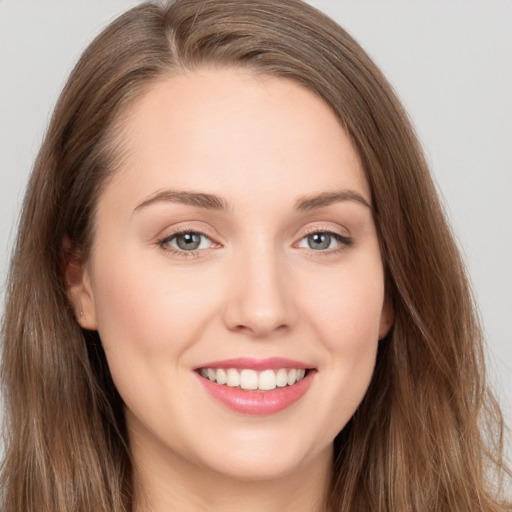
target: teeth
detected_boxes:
[240,369,258,390]
[200,367,307,390]
[226,368,240,387]
[216,368,227,385]
[276,368,288,387]
[259,369,276,391]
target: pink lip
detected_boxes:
[195,358,316,415]
[194,357,311,371]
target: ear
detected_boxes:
[378,295,395,340]
[61,236,98,330]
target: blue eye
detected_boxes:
[297,232,352,251]
[161,232,212,252]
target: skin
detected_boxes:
[69,68,393,512]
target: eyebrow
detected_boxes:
[294,190,371,211]
[134,190,229,212]
[133,188,371,214]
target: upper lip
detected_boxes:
[194,357,312,371]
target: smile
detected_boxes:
[195,358,315,415]
[199,367,307,391]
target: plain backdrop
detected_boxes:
[0,0,510,462]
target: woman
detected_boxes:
[1,0,510,510]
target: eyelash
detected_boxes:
[157,227,353,258]
[157,227,216,258]
[297,228,353,256]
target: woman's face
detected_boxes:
[75,69,393,482]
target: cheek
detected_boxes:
[300,259,384,428]
[90,247,219,354]
[87,247,223,424]
[304,261,385,349]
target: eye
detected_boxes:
[296,231,352,251]
[160,231,213,252]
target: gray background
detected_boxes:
[1,0,510,463]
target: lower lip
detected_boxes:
[197,371,315,415]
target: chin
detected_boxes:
[193,430,332,482]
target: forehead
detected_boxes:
[102,68,370,211]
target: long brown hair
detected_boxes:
[1,1,510,510]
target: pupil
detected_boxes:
[308,233,331,250]
[177,233,201,250]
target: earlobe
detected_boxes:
[378,297,395,340]
[62,237,98,330]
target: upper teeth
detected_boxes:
[200,368,306,391]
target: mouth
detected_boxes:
[195,358,316,415]
[198,367,308,391]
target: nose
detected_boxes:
[222,244,297,338]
